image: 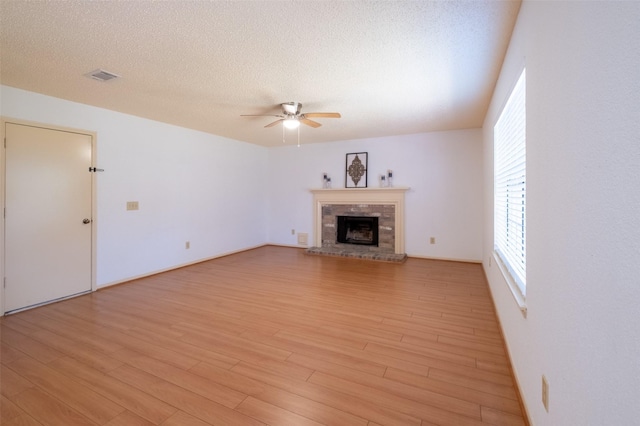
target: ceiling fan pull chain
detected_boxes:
[297,125,300,148]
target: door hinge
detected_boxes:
[88,167,104,173]
[3,277,6,289]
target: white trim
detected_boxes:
[97,243,267,289]
[4,290,92,315]
[493,250,527,317]
[408,254,482,264]
[482,263,531,423]
[0,117,98,316]
[268,243,308,249]
[310,187,409,254]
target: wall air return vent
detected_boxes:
[86,69,120,82]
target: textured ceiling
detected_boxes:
[0,1,521,147]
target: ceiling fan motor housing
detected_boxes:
[241,102,339,129]
[282,102,302,116]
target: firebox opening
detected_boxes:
[336,216,379,246]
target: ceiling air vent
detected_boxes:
[86,69,120,82]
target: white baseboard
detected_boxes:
[97,243,268,289]
[98,246,480,291]
[407,253,482,264]
[267,243,308,249]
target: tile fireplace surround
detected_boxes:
[306,187,409,262]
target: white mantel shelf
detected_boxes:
[310,187,410,193]
[310,187,409,254]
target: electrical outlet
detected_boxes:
[126,201,139,211]
[430,237,436,244]
[297,233,308,246]
[542,375,549,412]
[185,241,190,249]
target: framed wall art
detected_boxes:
[345,152,368,188]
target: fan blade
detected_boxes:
[241,114,284,118]
[301,118,322,128]
[265,119,284,128]
[302,112,341,118]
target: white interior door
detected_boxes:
[4,122,93,313]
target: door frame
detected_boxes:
[1,117,98,315]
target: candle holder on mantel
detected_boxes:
[379,174,387,188]
[387,170,393,187]
[322,172,332,189]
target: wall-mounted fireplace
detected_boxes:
[337,216,379,246]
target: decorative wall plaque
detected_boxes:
[345,152,368,188]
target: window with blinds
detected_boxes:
[494,68,526,294]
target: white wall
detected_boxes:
[0,85,483,317]
[1,86,268,291]
[483,1,640,424]
[267,130,483,262]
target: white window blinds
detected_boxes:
[494,69,526,294]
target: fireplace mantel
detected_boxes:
[310,187,409,254]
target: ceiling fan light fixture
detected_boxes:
[283,118,300,129]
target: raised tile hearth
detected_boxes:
[305,246,408,262]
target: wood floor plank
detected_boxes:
[308,370,482,422]
[6,357,125,424]
[384,367,522,416]
[188,361,268,396]
[0,246,527,426]
[231,361,422,426]
[124,326,239,370]
[109,348,247,409]
[291,353,495,420]
[1,394,25,423]
[0,365,34,397]
[10,387,98,426]
[3,413,47,426]
[49,356,178,425]
[236,396,324,426]
[0,326,65,364]
[251,386,369,426]
[28,329,123,373]
[160,410,212,426]
[476,359,513,376]
[401,333,509,366]
[108,364,265,426]
[1,316,43,335]
[0,342,28,365]
[481,406,527,426]
[16,308,125,354]
[428,366,517,396]
[365,342,513,386]
[79,325,200,371]
[103,411,156,426]
[175,324,292,364]
[240,329,389,377]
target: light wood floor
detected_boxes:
[1,246,527,426]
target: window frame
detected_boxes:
[493,68,527,311]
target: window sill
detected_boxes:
[493,251,527,318]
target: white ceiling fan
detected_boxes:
[241,102,341,130]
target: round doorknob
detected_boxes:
[82,218,91,224]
